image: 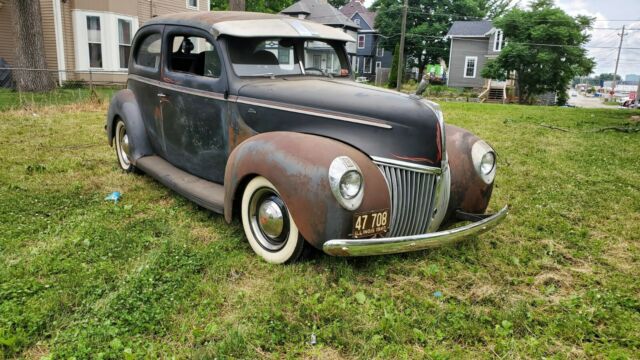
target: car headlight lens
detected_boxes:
[329,156,364,210]
[480,152,495,175]
[339,170,362,199]
[471,141,497,184]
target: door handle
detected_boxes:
[157,93,167,98]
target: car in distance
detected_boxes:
[106,11,508,263]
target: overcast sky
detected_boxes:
[363,0,640,78]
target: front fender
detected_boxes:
[224,132,391,249]
[444,125,494,222]
[106,89,153,163]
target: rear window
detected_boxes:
[135,33,161,69]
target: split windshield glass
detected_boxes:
[227,37,349,78]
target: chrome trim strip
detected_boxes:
[128,74,227,101]
[323,206,509,256]
[372,156,442,174]
[236,97,392,129]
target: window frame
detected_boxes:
[353,56,359,73]
[86,15,103,69]
[354,18,360,26]
[463,56,477,78]
[493,30,504,52]
[363,57,372,74]
[376,46,384,57]
[357,35,365,49]
[161,25,226,92]
[186,0,199,10]
[117,17,133,70]
[375,61,381,70]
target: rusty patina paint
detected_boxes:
[223,132,390,249]
[444,125,494,222]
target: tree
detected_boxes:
[388,44,400,88]
[476,0,516,18]
[598,73,621,82]
[372,0,507,81]
[11,0,55,92]
[210,0,295,13]
[328,0,349,8]
[482,0,594,105]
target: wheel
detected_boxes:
[114,119,136,172]
[241,176,305,264]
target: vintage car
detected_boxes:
[106,12,508,263]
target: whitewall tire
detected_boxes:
[114,119,135,172]
[241,176,305,264]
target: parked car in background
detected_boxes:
[106,12,508,263]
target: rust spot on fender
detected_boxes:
[224,132,390,249]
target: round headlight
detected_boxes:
[340,170,362,199]
[329,156,365,210]
[480,152,495,175]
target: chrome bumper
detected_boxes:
[323,205,509,256]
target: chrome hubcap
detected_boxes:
[258,200,284,238]
[249,188,290,252]
[117,124,130,166]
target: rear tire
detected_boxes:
[241,176,305,264]
[114,119,136,173]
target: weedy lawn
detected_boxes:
[0,99,639,359]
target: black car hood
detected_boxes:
[236,78,443,167]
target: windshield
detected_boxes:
[227,37,350,78]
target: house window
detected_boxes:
[493,30,504,52]
[357,35,365,49]
[86,16,102,68]
[186,0,198,9]
[376,46,384,57]
[354,18,360,26]
[353,56,359,73]
[118,19,132,69]
[363,57,372,73]
[464,56,477,78]
[375,61,381,70]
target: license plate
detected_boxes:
[352,209,390,238]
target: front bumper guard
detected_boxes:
[323,205,509,256]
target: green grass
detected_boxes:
[1,98,639,359]
[0,88,119,111]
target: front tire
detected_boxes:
[114,119,136,172]
[241,176,305,264]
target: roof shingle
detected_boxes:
[446,20,493,37]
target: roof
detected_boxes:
[281,0,359,29]
[339,0,376,29]
[446,20,493,37]
[143,11,355,42]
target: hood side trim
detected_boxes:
[237,96,393,129]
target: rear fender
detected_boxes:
[106,89,153,163]
[224,132,390,249]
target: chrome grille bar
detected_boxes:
[375,159,439,237]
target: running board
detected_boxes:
[135,156,224,214]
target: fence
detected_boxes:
[0,68,126,111]
[0,67,129,90]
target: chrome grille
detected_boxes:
[375,160,440,237]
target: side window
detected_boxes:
[135,33,162,70]
[168,35,221,78]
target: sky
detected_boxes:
[363,0,640,78]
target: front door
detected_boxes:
[159,26,228,183]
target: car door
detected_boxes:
[158,26,229,183]
[128,25,165,156]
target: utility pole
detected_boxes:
[396,0,408,92]
[611,25,627,100]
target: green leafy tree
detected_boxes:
[388,44,400,88]
[598,73,621,81]
[482,0,595,104]
[329,0,350,8]
[372,0,506,80]
[210,0,295,13]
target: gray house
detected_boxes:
[281,0,359,56]
[339,0,392,82]
[446,20,510,102]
